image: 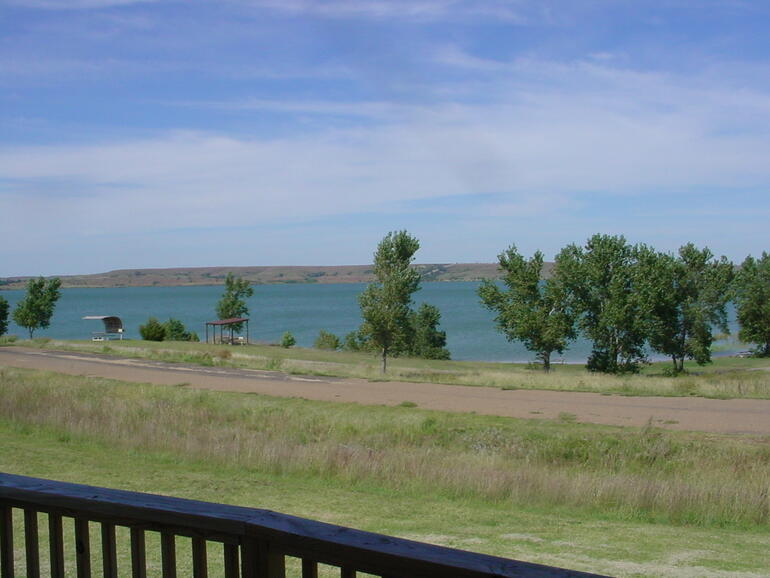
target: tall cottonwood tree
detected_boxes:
[216,273,254,332]
[0,296,8,337]
[640,244,733,373]
[735,252,770,356]
[555,235,647,373]
[358,231,421,373]
[479,246,575,372]
[12,277,62,339]
[408,303,450,360]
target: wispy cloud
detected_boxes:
[2,1,769,274]
[236,0,529,22]
[3,56,770,244]
[171,98,422,123]
[3,0,158,9]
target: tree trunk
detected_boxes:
[540,351,551,373]
[381,347,387,374]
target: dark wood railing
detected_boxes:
[0,473,605,577]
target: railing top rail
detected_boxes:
[0,473,606,578]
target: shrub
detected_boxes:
[280,331,296,348]
[314,330,340,350]
[139,317,166,341]
[342,330,369,352]
[163,318,198,341]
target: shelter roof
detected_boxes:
[205,318,248,326]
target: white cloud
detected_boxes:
[3,56,770,271]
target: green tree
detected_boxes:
[342,329,371,352]
[216,273,254,332]
[555,235,646,373]
[314,330,341,350]
[408,303,450,360]
[0,296,8,337]
[139,317,166,341]
[12,277,62,339]
[163,318,198,342]
[640,244,734,373]
[479,246,574,371]
[358,230,421,373]
[734,252,770,356]
[280,331,296,348]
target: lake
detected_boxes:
[0,282,740,363]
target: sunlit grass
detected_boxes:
[1,366,768,529]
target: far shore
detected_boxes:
[0,262,527,290]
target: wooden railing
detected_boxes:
[0,473,605,577]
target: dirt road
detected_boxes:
[2,347,769,435]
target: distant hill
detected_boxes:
[0,263,557,290]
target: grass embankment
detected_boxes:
[1,367,768,529]
[1,368,769,575]
[15,337,770,399]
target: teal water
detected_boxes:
[0,282,740,363]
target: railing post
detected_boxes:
[241,537,285,578]
[130,528,146,578]
[192,537,208,578]
[301,559,318,578]
[161,532,177,578]
[101,522,118,578]
[48,513,64,578]
[23,510,40,578]
[0,505,13,578]
[241,538,286,578]
[241,537,257,578]
[223,543,239,578]
[258,539,285,578]
[74,518,91,578]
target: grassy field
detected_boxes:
[11,337,770,399]
[0,367,769,576]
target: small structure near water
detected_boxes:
[82,315,124,341]
[205,317,249,345]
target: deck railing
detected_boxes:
[0,473,605,577]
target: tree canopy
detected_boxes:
[735,252,770,356]
[479,246,575,371]
[640,244,733,373]
[358,230,422,373]
[555,235,647,373]
[216,273,254,332]
[408,303,450,360]
[0,296,8,337]
[12,277,62,339]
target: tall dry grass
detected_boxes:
[1,367,768,528]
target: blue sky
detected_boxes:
[1,0,769,276]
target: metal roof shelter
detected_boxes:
[205,317,249,345]
[82,316,124,341]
